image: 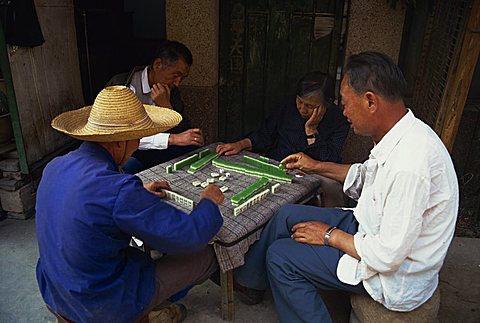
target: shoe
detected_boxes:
[209,270,265,305]
[233,281,265,305]
[148,303,187,323]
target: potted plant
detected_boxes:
[0,91,13,144]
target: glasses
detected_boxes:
[296,96,322,110]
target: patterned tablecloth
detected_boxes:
[136,143,323,271]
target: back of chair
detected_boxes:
[105,66,145,87]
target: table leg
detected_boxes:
[220,269,234,321]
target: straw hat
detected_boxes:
[51,86,182,142]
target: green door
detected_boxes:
[219,0,345,142]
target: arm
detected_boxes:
[302,105,350,162]
[281,152,351,183]
[353,172,428,274]
[138,134,170,150]
[113,178,223,254]
[216,138,252,156]
[168,128,204,147]
[149,87,199,147]
[291,221,359,260]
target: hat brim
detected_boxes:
[51,105,182,142]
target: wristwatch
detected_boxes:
[306,133,317,139]
[324,226,337,246]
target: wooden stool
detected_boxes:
[46,305,74,323]
[350,287,440,323]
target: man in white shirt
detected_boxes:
[123,40,204,173]
[233,51,459,322]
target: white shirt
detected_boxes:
[337,110,458,311]
[130,66,170,150]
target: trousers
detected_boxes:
[138,246,217,319]
[235,204,367,323]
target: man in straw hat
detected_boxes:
[35,86,224,322]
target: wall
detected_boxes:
[165,0,406,157]
[165,0,219,143]
[341,0,406,163]
[8,0,83,169]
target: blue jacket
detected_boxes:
[35,142,223,322]
[247,96,349,162]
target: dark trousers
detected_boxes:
[139,246,217,318]
[235,204,367,323]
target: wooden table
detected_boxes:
[137,143,323,320]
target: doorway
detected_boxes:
[74,0,166,103]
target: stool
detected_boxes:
[350,287,440,323]
[46,305,74,323]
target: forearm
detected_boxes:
[329,229,360,260]
[237,138,253,151]
[315,162,352,183]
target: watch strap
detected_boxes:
[324,226,337,246]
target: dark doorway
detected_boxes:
[74,0,166,103]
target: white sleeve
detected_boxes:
[343,163,366,201]
[138,133,170,150]
[336,232,378,285]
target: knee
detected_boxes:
[275,204,298,223]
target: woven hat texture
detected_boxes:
[51,86,182,142]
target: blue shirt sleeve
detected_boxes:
[112,177,223,254]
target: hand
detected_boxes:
[305,105,327,134]
[151,83,172,107]
[216,139,252,156]
[291,221,330,245]
[169,128,204,146]
[216,142,242,156]
[280,152,319,173]
[200,184,224,205]
[144,181,171,198]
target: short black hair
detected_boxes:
[153,40,193,66]
[344,51,407,102]
[296,71,335,106]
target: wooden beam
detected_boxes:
[0,25,29,174]
[440,0,480,151]
[220,269,235,321]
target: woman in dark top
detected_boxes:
[216,71,349,163]
[216,72,350,207]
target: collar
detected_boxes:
[369,109,416,166]
[79,141,117,168]
[141,66,151,94]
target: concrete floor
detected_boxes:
[2,217,478,323]
[0,218,282,323]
